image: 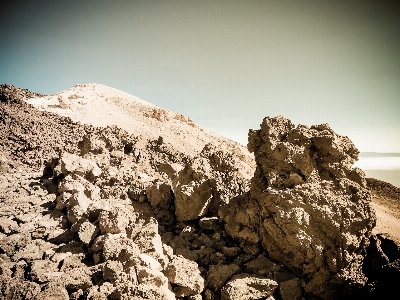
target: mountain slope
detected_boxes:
[25,83,255,179]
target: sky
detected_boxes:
[1,0,400,152]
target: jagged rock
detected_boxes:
[132,218,166,264]
[98,207,134,234]
[206,264,241,291]
[12,260,28,280]
[29,259,60,283]
[0,279,41,299]
[219,192,260,244]
[61,266,93,292]
[0,217,19,234]
[110,271,139,299]
[172,143,251,222]
[13,240,54,261]
[56,175,100,211]
[278,277,302,300]
[242,255,281,276]
[137,266,168,289]
[157,163,183,179]
[35,284,69,300]
[146,182,174,209]
[79,134,108,156]
[164,255,205,297]
[221,274,278,300]
[102,260,123,282]
[135,283,176,300]
[59,152,102,182]
[221,116,376,298]
[137,253,163,272]
[146,182,175,225]
[173,165,216,222]
[77,221,98,245]
[0,233,31,257]
[95,234,141,262]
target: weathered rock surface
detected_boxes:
[172,144,250,222]
[220,116,376,298]
[164,255,205,296]
[221,274,278,300]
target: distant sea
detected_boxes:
[353,153,400,188]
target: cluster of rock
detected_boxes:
[1,85,400,299]
[0,133,292,299]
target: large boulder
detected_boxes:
[220,116,376,298]
[173,143,251,222]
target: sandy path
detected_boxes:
[371,201,400,244]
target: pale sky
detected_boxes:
[1,0,399,152]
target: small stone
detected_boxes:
[278,277,302,300]
[164,255,205,296]
[221,274,278,300]
[221,246,241,258]
[29,259,59,282]
[36,284,69,300]
[243,255,281,276]
[207,264,241,291]
[98,207,132,234]
[77,221,98,245]
[199,217,219,230]
[103,260,123,282]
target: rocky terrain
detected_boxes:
[1,84,400,299]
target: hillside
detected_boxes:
[24,83,255,180]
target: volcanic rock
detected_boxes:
[164,255,205,296]
[220,274,278,300]
[206,264,241,291]
[220,116,376,298]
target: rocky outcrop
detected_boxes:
[173,143,250,222]
[220,116,376,298]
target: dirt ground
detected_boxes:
[371,195,400,244]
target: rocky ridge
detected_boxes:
[1,84,400,299]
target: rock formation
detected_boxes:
[1,84,399,299]
[220,116,376,298]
